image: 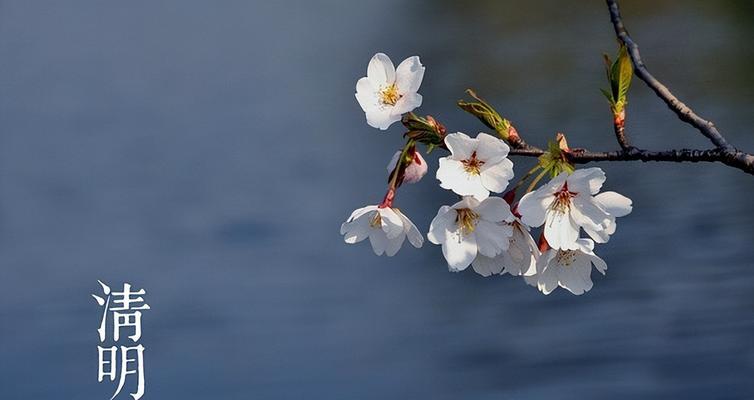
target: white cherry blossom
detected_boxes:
[529,238,607,295]
[436,132,514,200]
[341,205,423,256]
[427,196,514,272]
[386,149,428,184]
[517,167,631,250]
[471,218,539,277]
[355,53,425,130]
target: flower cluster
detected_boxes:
[342,53,632,295]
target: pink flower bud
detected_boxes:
[404,151,428,183]
[387,150,428,184]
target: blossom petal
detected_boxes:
[427,206,455,244]
[472,254,504,277]
[594,191,632,218]
[575,238,596,253]
[503,225,537,276]
[444,132,477,160]
[366,108,400,130]
[437,158,488,200]
[544,210,580,250]
[567,167,606,195]
[590,253,608,275]
[535,252,559,295]
[367,53,395,87]
[519,225,540,276]
[397,210,424,248]
[442,232,478,271]
[583,223,611,243]
[476,133,510,165]
[474,220,510,257]
[572,195,610,229]
[341,215,371,244]
[536,172,568,198]
[341,206,379,245]
[378,207,404,239]
[571,195,610,230]
[355,75,375,93]
[395,56,425,94]
[500,249,522,276]
[475,196,513,223]
[406,223,424,248]
[517,192,549,228]
[558,256,593,295]
[369,230,388,256]
[576,239,606,275]
[355,77,377,112]
[480,159,514,194]
[451,196,480,210]
[390,92,422,116]
[522,255,538,277]
[343,205,378,225]
[384,232,406,257]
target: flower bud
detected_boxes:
[402,113,446,148]
[387,149,428,184]
[457,89,511,140]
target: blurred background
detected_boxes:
[1,0,753,398]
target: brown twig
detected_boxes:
[509,147,754,170]
[500,0,754,176]
[605,0,754,174]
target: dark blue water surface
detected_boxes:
[1,1,753,399]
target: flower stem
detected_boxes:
[511,164,542,192]
[380,139,415,208]
[524,168,549,195]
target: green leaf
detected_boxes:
[600,88,615,106]
[616,45,633,103]
[602,53,613,83]
[603,45,633,113]
[609,58,620,100]
[537,136,574,178]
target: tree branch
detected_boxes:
[501,1,754,176]
[509,147,754,172]
[605,0,754,174]
[606,0,729,149]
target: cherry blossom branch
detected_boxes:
[603,0,754,174]
[380,139,415,208]
[491,1,754,176]
[506,131,754,172]
[607,0,724,149]
[510,147,732,164]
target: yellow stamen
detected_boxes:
[455,208,480,235]
[379,84,401,106]
[460,151,485,175]
[556,250,577,266]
